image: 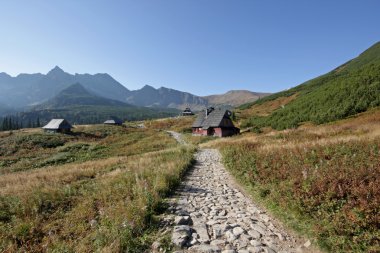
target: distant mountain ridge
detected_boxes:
[0,66,269,112]
[35,83,129,109]
[126,85,209,111]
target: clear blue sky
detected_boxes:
[1,0,379,95]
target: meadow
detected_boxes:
[202,109,380,252]
[0,125,195,252]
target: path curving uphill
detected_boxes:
[158,132,312,253]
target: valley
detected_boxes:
[0,38,379,253]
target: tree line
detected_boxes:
[0,116,41,131]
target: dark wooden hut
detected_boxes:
[192,107,239,137]
[182,107,194,116]
[42,119,73,133]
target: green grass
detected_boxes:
[0,125,178,174]
[240,42,380,130]
[0,124,196,252]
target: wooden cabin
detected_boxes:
[182,107,194,116]
[192,107,240,137]
[42,119,73,133]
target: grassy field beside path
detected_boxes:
[0,124,195,252]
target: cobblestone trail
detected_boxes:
[167,131,187,145]
[162,149,310,253]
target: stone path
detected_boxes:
[156,132,312,253]
[167,131,187,145]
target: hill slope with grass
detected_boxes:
[202,109,380,252]
[0,125,195,252]
[239,41,380,130]
[203,90,271,107]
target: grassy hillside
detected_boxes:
[0,125,195,252]
[239,42,380,130]
[203,90,271,107]
[202,109,380,252]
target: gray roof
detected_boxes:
[192,109,235,129]
[104,116,123,124]
[42,119,73,130]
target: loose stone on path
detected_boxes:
[161,149,306,253]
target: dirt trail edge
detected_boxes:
[158,132,312,253]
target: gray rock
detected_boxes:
[173,225,192,235]
[263,247,277,253]
[172,225,192,247]
[249,240,262,247]
[175,215,192,225]
[190,244,221,253]
[211,239,226,247]
[250,224,266,236]
[194,224,210,243]
[247,229,261,239]
[172,234,189,248]
[232,227,245,236]
[225,230,237,243]
[247,246,262,253]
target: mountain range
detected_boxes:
[0,66,269,113]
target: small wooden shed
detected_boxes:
[42,119,73,133]
[192,107,239,137]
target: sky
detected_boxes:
[0,0,379,96]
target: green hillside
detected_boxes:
[240,42,380,130]
[35,83,128,109]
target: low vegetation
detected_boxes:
[0,124,195,252]
[203,109,380,252]
[145,116,195,133]
[239,42,380,130]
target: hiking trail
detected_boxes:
[155,132,313,253]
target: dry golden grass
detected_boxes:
[237,93,298,121]
[0,156,126,196]
[203,107,380,150]
[207,108,380,252]
[145,116,195,133]
[0,124,195,252]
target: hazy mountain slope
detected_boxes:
[73,72,130,102]
[0,72,44,108]
[20,83,179,124]
[239,41,380,130]
[126,85,209,110]
[203,90,271,107]
[0,66,268,111]
[0,103,15,116]
[35,83,128,109]
[0,66,130,108]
